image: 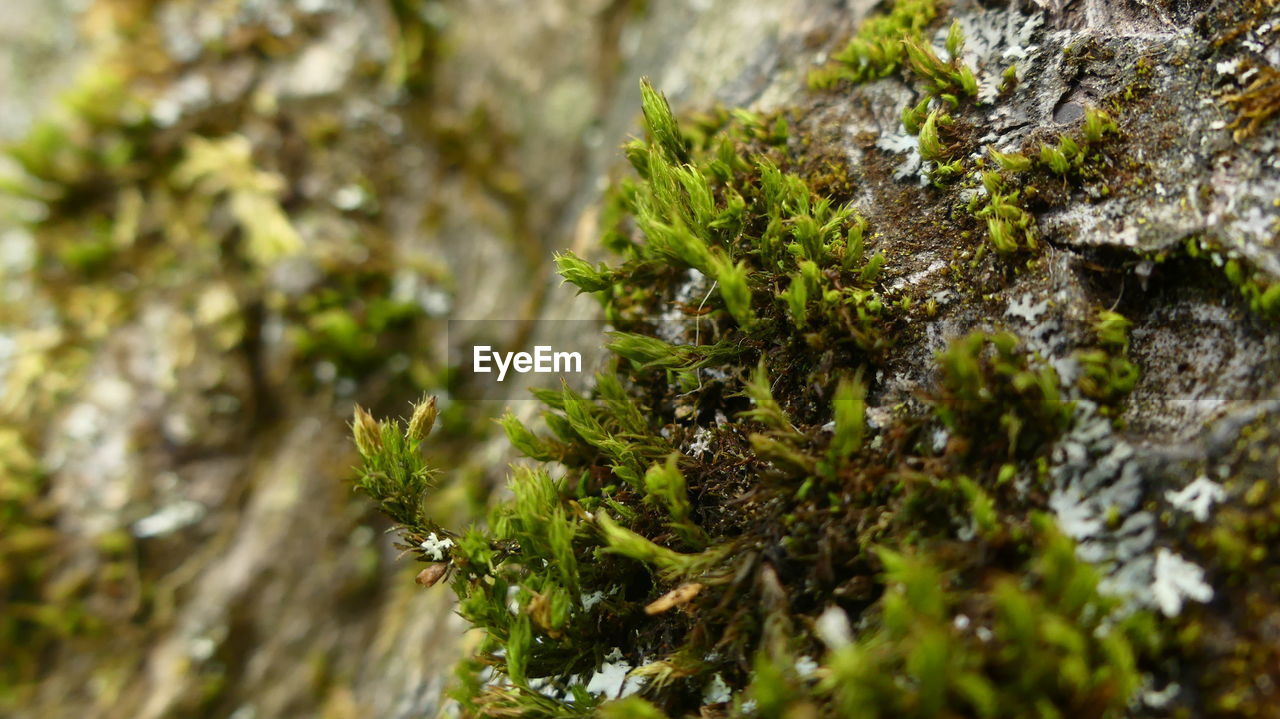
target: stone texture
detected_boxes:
[3,0,1279,716]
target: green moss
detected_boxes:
[966,106,1119,256]
[807,0,940,89]
[817,519,1148,719]
[933,331,1072,460]
[1183,236,1280,318]
[1164,415,1280,714]
[349,72,1174,716]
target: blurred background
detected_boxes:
[0,1,841,716]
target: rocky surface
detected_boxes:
[2,0,1279,717]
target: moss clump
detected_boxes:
[351,76,1165,717]
[1162,415,1280,715]
[577,79,889,362]
[808,518,1150,719]
[1073,310,1139,407]
[1183,236,1280,319]
[967,106,1118,256]
[807,0,941,89]
[0,428,101,699]
[932,331,1072,460]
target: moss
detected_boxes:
[813,519,1149,719]
[807,0,941,89]
[1183,236,1280,318]
[1073,310,1140,408]
[1161,415,1280,715]
[350,66,1173,716]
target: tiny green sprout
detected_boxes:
[782,275,809,329]
[639,78,689,164]
[750,433,816,475]
[596,512,725,579]
[1093,310,1132,351]
[903,37,953,92]
[843,215,867,269]
[730,108,765,134]
[655,219,715,274]
[606,332,697,369]
[1082,107,1118,143]
[791,214,825,262]
[1000,63,1018,92]
[623,138,649,177]
[500,411,558,462]
[987,146,1032,172]
[351,401,453,553]
[1057,135,1082,163]
[643,455,689,520]
[740,358,797,434]
[986,217,1019,253]
[956,65,978,96]
[828,372,867,466]
[709,252,755,328]
[860,251,886,283]
[918,110,946,162]
[799,259,822,293]
[1223,258,1243,286]
[982,171,1003,195]
[770,114,789,145]
[945,20,965,60]
[957,476,997,536]
[997,463,1017,484]
[1039,143,1070,175]
[1259,282,1280,315]
[644,454,709,548]
[931,159,964,184]
[555,251,614,294]
[901,96,930,135]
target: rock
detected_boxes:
[3,0,1279,716]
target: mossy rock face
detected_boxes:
[6,0,1280,717]
[353,0,1280,717]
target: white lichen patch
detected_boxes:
[1142,680,1181,709]
[133,499,207,539]
[581,590,606,611]
[1047,401,1165,606]
[886,257,946,294]
[1164,476,1226,522]
[702,673,731,704]
[581,584,619,611]
[874,130,922,182]
[420,532,454,561]
[585,648,642,698]
[1152,548,1213,617]
[815,605,853,649]
[1006,293,1049,323]
[686,425,714,458]
[948,6,1044,105]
